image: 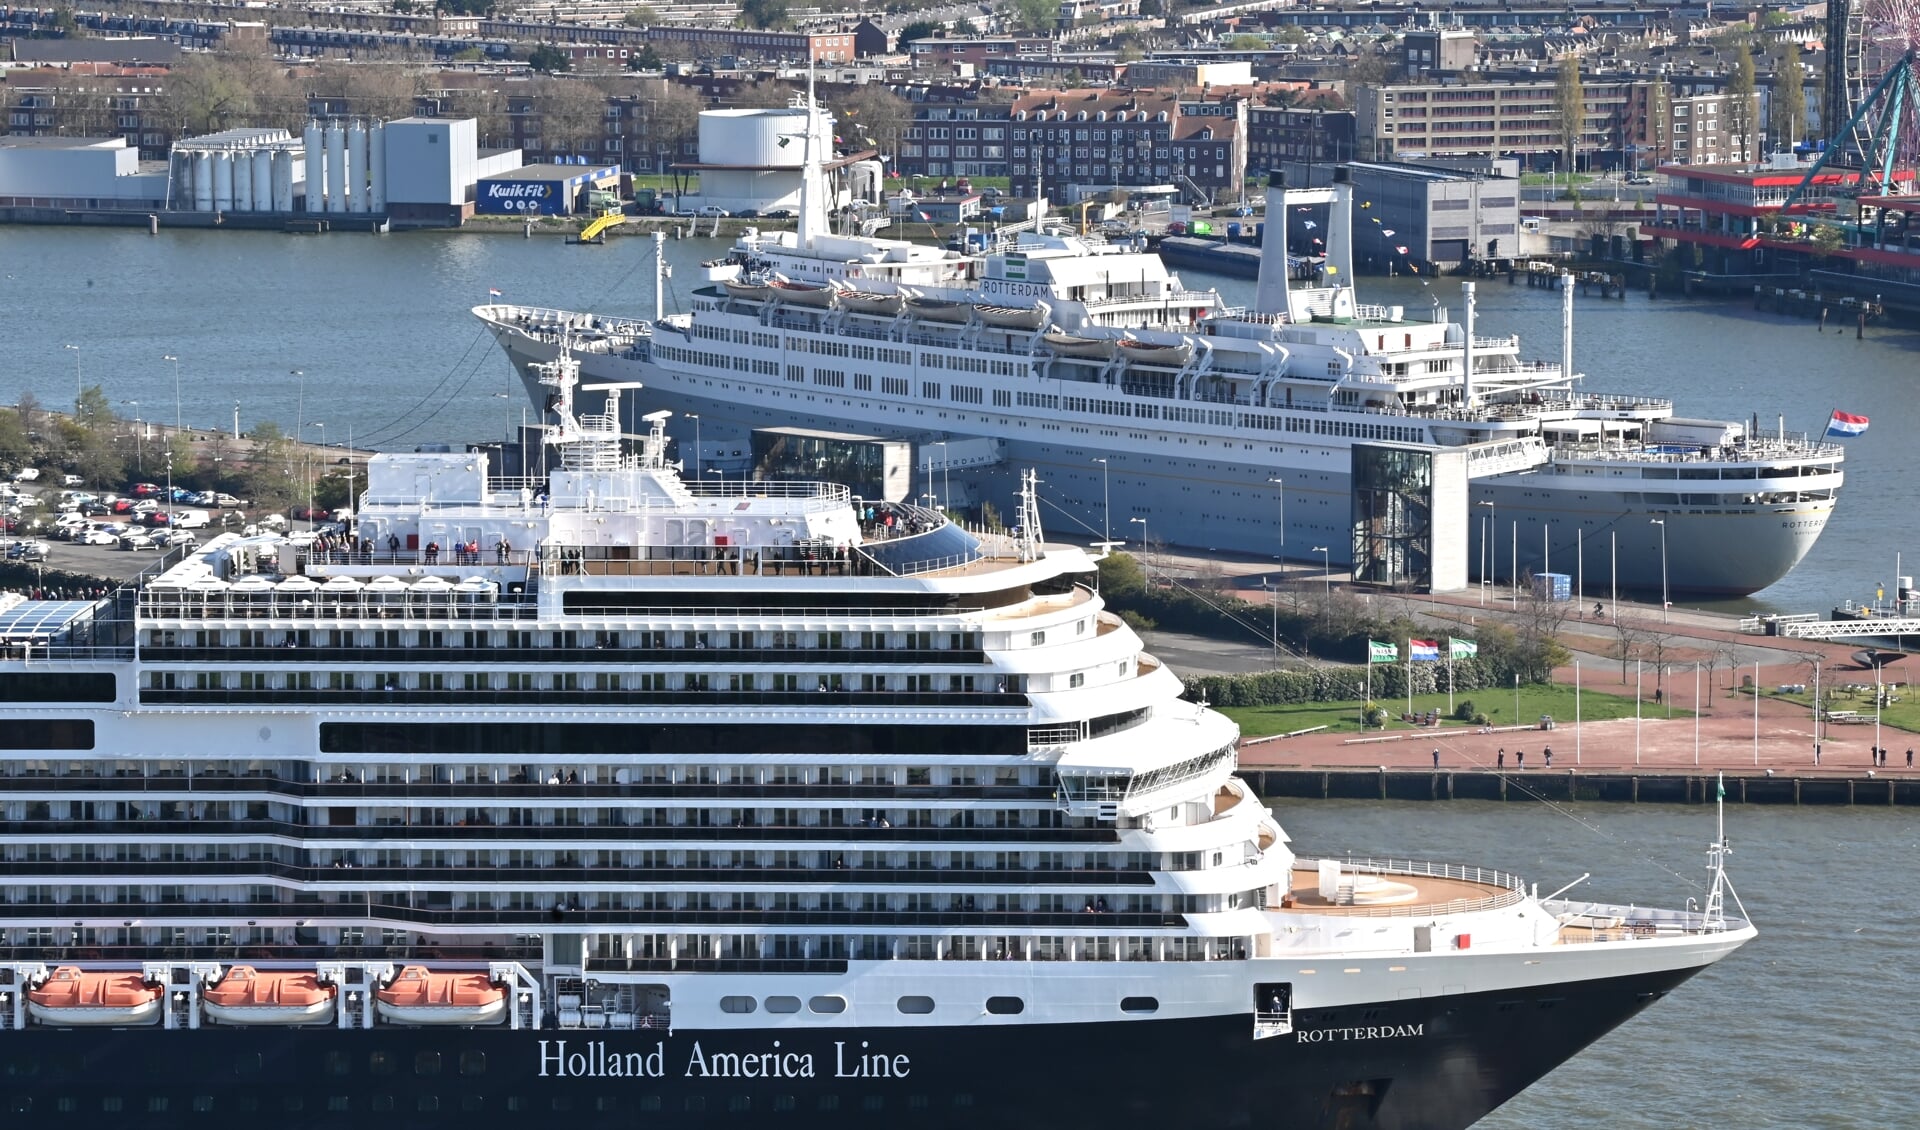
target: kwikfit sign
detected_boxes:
[478,180,565,214]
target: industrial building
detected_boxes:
[0,136,168,209]
[474,162,620,216]
[169,128,305,214]
[674,106,882,217]
[1280,160,1521,269]
[383,117,520,226]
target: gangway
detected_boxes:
[570,209,626,245]
[1742,615,1920,640]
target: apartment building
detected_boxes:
[1354,77,1655,168]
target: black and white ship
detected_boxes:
[0,351,1752,1128]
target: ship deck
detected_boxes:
[1279,862,1523,919]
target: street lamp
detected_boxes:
[63,344,81,412]
[162,354,181,433]
[122,401,142,472]
[1311,545,1330,629]
[1129,516,1148,571]
[1092,457,1110,548]
[1650,518,1669,621]
[1477,499,1495,606]
[308,422,325,525]
[685,413,700,478]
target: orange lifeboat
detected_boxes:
[202,966,337,1026]
[27,966,163,1027]
[374,965,507,1026]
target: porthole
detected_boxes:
[368,1050,396,1076]
[415,1051,442,1076]
[809,995,847,1014]
[896,995,935,1014]
[720,995,757,1014]
[764,995,802,1014]
[324,1051,351,1077]
[1120,996,1159,1014]
[459,1050,487,1076]
[985,996,1025,1015]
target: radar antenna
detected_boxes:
[1014,468,1045,562]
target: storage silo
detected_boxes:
[169,149,191,210]
[272,149,296,213]
[346,121,370,213]
[234,148,254,211]
[252,149,273,212]
[213,150,235,212]
[193,151,215,211]
[367,120,386,213]
[303,122,325,212]
[324,122,347,214]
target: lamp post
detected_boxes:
[685,413,700,478]
[1477,499,1494,605]
[308,422,325,525]
[162,354,181,433]
[1129,517,1148,572]
[1312,545,1330,630]
[1092,457,1110,548]
[1267,476,1285,579]
[63,344,81,412]
[290,370,306,510]
[122,402,142,472]
[1650,517,1669,622]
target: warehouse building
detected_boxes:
[474,162,620,216]
[0,135,168,209]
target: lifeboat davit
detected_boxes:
[374,966,508,1026]
[769,278,836,307]
[27,966,163,1027]
[203,966,338,1026]
[904,296,971,322]
[973,301,1050,329]
[1043,331,1117,360]
[834,288,905,315]
[1118,338,1195,366]
[722,278,771,301]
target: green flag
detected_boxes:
[1716,774,1725,800]
[1449,637,1478,660]
[1367,640,1398,664]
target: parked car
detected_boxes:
[762,209,794,220]
[80,502,111,517]
[131,482,162,497]
[80,528,120,546]
[214,493,241,508]
[698,205,731,218]
[61,474,84,486]
[173,509,211,529]
[1626,174,1655,185]
[257,513,289,531]
[11,467,40,482]
[119,532,157,551]
[140,511,172,527]
[156,530,198,549]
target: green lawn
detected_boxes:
[1519,171,1598,186]
[1222,684,1681,740]
[1755,682,1920,735]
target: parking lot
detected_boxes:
[3,479,258,584]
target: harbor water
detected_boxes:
[1,225,1912,612]
[1274,800,1913,1129]
[0,225,1911,1124]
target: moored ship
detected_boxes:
[479,96,1842,596]
[0,350,1754,1128]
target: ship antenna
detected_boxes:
[1015,468,1045,562]
[1702,772,1735,933]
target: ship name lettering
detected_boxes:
[684,1040,816,1079]
[538,1039,666,1077]
[835,1040,910,1078]
[1294,1023,1424,1043]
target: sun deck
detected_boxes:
[1279,859,1526,919]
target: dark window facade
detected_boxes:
[320,722,1028,757]
[0,673,114,703]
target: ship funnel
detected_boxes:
[1251,171,1292,318]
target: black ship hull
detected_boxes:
[4,963,1702,1130]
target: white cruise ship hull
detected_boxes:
[485,325,1830,596]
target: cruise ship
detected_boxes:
[479,113,1843,597]
[0,348,1756,1128]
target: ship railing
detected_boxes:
[0,776,1059,806]
[1537,389,1675,412]
[133,644,992,667]
[0,818,1121,846]
[137,686,1034,709]
[1295,856,1528,918]
[1544,897,1726,942]
[0,943,540,964]
[684,478,852,510]
[0,644,135,662]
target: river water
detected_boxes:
[0,224,1908,1124]
[1,224,1913,613]
[1272,800,1913,1129]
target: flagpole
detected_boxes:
[1406,643,1413,716]
[1575,659,1581,765]
[1694,661,1701,767]
[1634,659,1642,767]
[1447,647,1454,715]
[1754,660,1762,766]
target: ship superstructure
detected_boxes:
[482,122,1843,596]
[0,353,1753,1129]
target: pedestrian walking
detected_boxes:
[1515,750,1524,770]
[1497,749,1505,770]
[1432,748,1440,768]
[1544,746,1553,769]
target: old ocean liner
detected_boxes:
[480,98,1841,596]
[0,347,1755,1128]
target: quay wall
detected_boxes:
[1246,769,1920,807]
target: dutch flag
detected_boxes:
[1826,410,1869,438]
[1408,639,1440,662]
[488,288,503,298]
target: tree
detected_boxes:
[1001,0,1056,34]
[641,80,703,171]
[953,17,979,35]
[624,3,657,25]
[1137,0,1162,17]
[1726,47,1758,163]
[528,75,607,157]
[1226,33,1266,51]
[1770,43,1805,151]
[1555,55,1585,173]
[74,384,112,430]
[527,43,572,73]
[897,20,940,45]
[739,0,790,30]
[0,409,30,470]
[834,84,910,161]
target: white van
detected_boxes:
[173,509,212,529]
